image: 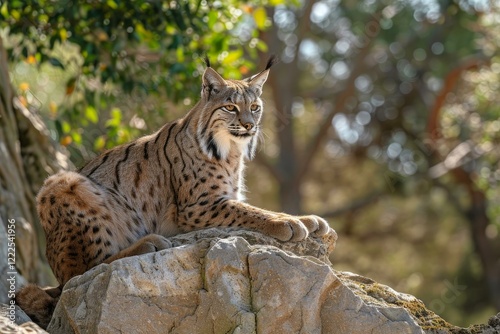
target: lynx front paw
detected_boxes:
[262,214,331,242]
[262,216,309,242]
[297,215,330,236]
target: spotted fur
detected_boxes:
[17,59,331,328]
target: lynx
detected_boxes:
[16,57,331,328]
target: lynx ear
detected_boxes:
[203,67,226,88]
[248,69,269,90]
[202,67,226,99]
[248,55,278,91]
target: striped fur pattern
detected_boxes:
[17,59,331,328]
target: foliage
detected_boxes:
[1,0,270,163]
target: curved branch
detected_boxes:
[318,190,383,218]
[426,55,489,142]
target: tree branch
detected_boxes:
[426,55,489,142]
[318,190,384,218]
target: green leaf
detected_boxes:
[176,47,185,62]
[223,50,243,64]
[61,121,71,134]
[59,28,68,42]
[72,132,82,144]
[10,9,20,20]
[256,40,268,52]
[94,135,106,151]
[253,7,267,30]
[106,107,122,127]
[85,106,99,124]
[106,0,118,9]
[111,108,122,121]
[0,2,8,18]
[208,11,218,29]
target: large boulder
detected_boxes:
[4,228,499,333]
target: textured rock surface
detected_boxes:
[10,228,500,334]
[48,228,342,334]
[45,228,422,334]
[0,304,48,333]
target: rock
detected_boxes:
[24,228,498,334]
[48,228,339,334]
[0,304,48,333]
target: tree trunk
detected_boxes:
[0,36,71,300]
[456,169,500,311]
[269,67,302,214]
[261,6,304,214]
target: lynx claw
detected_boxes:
[298,215,330,236]
[262,214,330,242]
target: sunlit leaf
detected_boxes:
[176,47,185,62]
[106,0,118,9]
[253,7,267,30]
[72,132,82,144]
[85,106,99,124]
[59,28,67,42]
[61,121,71,134]
[208,11,218,29]
[94,135,106,151]
[223,50,243,64]
[111,107,122,120]
[10,9,20,20]
[256,40,268,52]
[0,2,8,18]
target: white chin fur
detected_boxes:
[213,130,251,160]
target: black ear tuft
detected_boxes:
[203,55,211,68]
[265,55,279,70]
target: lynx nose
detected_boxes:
[242,122,254,131]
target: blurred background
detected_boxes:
[0,0,499,327]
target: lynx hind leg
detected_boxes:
[104,234,172,264]
[15,284,60,329]
[37,171,135,285]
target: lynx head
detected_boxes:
[196,56,277,161]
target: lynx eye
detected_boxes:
[222,104,237,113]
[250,104,260,113]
